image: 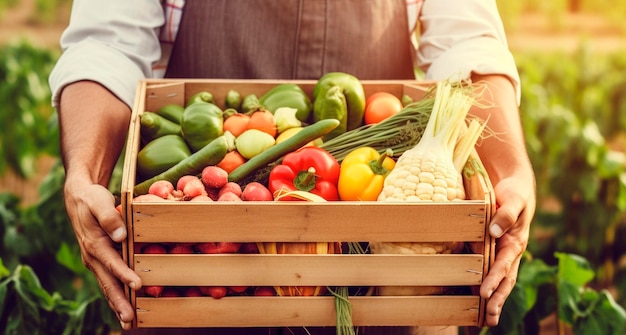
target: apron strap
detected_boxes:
[165,0,416,80]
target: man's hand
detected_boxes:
[64,181,142,329]
[59,81,140,329]
[469,74,537,326]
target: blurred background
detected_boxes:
[0,0,625,334]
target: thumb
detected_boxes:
[86,184,128,242]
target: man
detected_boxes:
[49,1,536,333]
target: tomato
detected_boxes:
[363,92,403,125]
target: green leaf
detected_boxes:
[574,290,626,335]
[56,242,88,275]
[517,256,556,310]
[496,283,527,333]
[556,252,595,287]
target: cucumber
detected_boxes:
[134,132,236,195]
[140,112,182,143]
[228,119,340,183]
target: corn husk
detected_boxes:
[257,189,341,296]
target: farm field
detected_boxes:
[1,1,625,334]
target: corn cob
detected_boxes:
[371,81,485,296]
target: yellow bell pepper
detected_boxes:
[338,147,395,201]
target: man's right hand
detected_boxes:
[64,179,141,330]
[59,81,140,330]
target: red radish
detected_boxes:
[170,189,184,201]
[217,191,243,202]
[133,194,166,202]
[169,243,195,254]
[218,182,243,198]
[115,204,123,216]
[254,286,276,296]
[161,287,181,297]
[184,286,202,297]
[241,182,273,201]
[205,187,221,201]
[195,242,242,254]
[144,285,164,297]
[182,178,207,200]
[142,243,167,254]
[229,286,248,294]
[176,175,198,191]
[148,180,175,199]
[239,242,259,254]
[201,165,229,189]
[189,194,214,202]
[199,286,228,299]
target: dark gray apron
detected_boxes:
[144,1,417,334]
[165,0,416,79]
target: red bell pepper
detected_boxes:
[268,147,340,201]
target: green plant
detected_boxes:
[0,40,59,178]
[0,162,120,333]
[485,252,626,335]
[516,44,626,308]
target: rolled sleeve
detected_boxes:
[417,0,520,103]
[49,0,164,108]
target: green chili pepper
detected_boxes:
[259,83,312,123]
[136,134,191,181]
[312,86,348,141]
[181,102,224,152]
[187,91,215,106]
[313,72,366,133]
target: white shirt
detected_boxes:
[49,0,520,109]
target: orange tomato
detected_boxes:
[216,150,247,173]
[363,92,403,125]
[223,113,250,137]
[247,110,277,138]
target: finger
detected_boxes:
[484,273,517,326]
[489,192,524,238]
[480,234,524,326]
[87,234,142,289]
[88,256,137,325]
[85,184,128,242]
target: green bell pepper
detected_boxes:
[312,86,347,141]
[259,83,312,122]
[181,102,224,152]
[155,104,184,124]
[140,112,182,144]
[312,72,366,135]
[136,134,191,181]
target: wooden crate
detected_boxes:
[120,79,496,328]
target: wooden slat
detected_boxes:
[135,296,479,328]
[122,79,495,328]
[132,201,487,243]
[134,254,484,286]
